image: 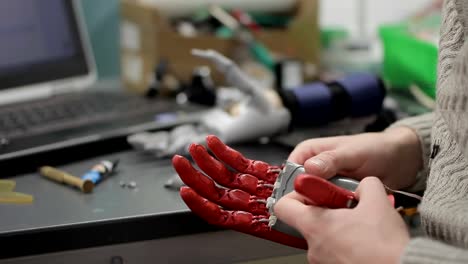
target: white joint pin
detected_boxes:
[262,183,275,189]
[268,215,277,227]
[273,181,281,190]
[266,197,276,209]
[268,168,282,174]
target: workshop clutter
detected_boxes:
[0,180,33,204]
[39,160,119,193]
[379,0,441,108]
[127,49,388,158]
[120,0,319,93]
[122,0,390,159]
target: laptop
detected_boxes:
[0,0,204,167]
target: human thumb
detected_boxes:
[303,151,344,179]
[355,177,392,210]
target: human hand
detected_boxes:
[288,127,422,189]
[274,176,410,264]
[172,135,365,249]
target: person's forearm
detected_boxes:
[385,113,434,191]
[385,126,423,174]
[378,124,425,189]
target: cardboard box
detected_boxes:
[120,0,319,93]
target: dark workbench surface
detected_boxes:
[0,142,292,259]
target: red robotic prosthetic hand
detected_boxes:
[172,135,362,249]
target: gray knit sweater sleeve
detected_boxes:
[400,0,468,263]
[387,113,433,192]
[402,238,468,264]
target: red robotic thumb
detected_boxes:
[293,174,357,209]
[293,174,395,209]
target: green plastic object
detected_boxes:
[320,28,348,49]
[215,26,234,39]
[249,12,292,28]
[379,24,438,99]
[249,41,275,70]
[214,27,274,70]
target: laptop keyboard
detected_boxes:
[0,92,182,139]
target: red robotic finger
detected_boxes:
[173,155,268,215]
[189,143,273,198]
[180,186,307,249]
[294,174,357,209]
[206,135,281,183]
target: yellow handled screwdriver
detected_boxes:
[39,166,94,193]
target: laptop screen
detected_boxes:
[0,0,89,91]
